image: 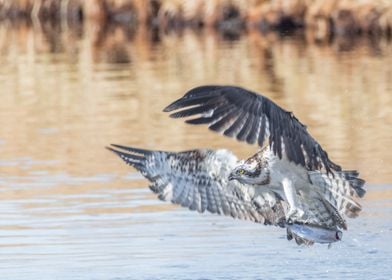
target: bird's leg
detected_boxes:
[282,178,304,223]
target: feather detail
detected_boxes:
[308,170,365,219]
[164,85,341,173]
[107,144,287,226]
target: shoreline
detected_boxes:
[0,0,391,39]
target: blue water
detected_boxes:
[0,169,390,279]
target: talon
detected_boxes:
[287,208,297,219]
[286,208,304,223]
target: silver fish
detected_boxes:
[287,223,343,245]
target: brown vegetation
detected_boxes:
[0,0,391,37]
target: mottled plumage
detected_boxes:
[108,85,366,246]
[107,144,286,226]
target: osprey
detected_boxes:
[107,85,366,246]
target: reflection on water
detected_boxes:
[0,22,391,279]
[0,22,390,181]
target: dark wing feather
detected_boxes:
[107,144,286,227]
[164,85,341,173]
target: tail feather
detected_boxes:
[309,170,365,219]
[338,170,366,198]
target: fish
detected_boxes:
[287,223,343,246]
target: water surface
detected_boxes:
[0,23,391,279]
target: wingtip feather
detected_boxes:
[109,144,150,155]
[163,102,177,112]
[105,146,117,154]
[106,144,149,172]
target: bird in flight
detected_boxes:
[107,85,365,246]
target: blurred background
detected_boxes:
[0,0,391,279]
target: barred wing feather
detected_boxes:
[107,144,286,226]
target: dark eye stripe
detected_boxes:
[244,169,261,177]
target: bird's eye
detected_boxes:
[239,169,245,175]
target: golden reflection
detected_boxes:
[0,22,390,216]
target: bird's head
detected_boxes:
[228,153,270,185]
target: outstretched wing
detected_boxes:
[107,144,286,227]
[164,85,341,173]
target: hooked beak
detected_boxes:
[228,173,235,181]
